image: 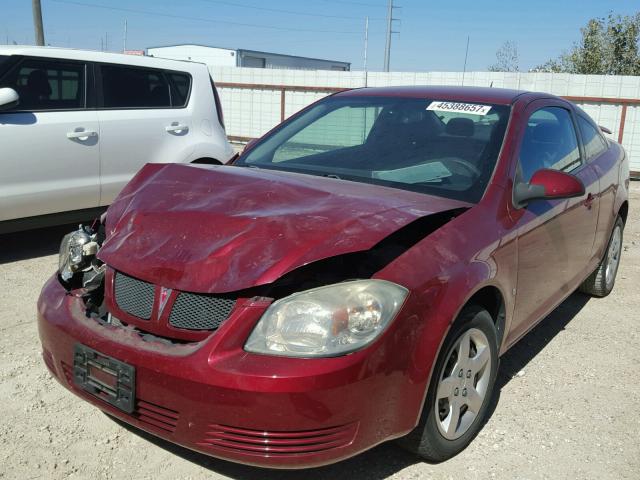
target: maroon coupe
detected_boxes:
[38,86,629,468]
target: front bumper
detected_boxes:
[37,275,427,469]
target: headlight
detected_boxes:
[58,226,92,281]
[245,280,409,358]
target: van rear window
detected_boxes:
[101,65,171,108]
[168,72,191,107]
[99,65,190,109]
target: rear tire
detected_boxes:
[580,216,624,297]
[397,305,498,462]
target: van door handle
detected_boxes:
[165,123,189,133]
[67,129,98,139]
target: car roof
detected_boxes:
[336,85,549,105]
[0,45,207,72]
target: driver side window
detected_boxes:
[519,107,581,182]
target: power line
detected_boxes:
[317,0,387,7]
[196,0,384,21]
[50,0,363,35]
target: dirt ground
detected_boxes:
[1,184,638,480]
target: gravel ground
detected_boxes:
[1,184,638,480]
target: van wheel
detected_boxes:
[580,216,624,297]
[397,305,498,462]
[191,158,222,165]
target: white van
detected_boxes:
[0,46,233,233]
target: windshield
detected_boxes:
[236,96,511,203]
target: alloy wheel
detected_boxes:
[605,224,622,290]
[435,328,492,440]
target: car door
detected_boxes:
[507,100,599,342]
[95,64,194,205]
[576,114,616,262]
[0,56,100,221]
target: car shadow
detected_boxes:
[496,291,591,388]
[0,223,78,264]
[480,291,591,431]
[107,292,592,479]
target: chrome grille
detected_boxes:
[114,272,154,320]
[168,293,235,331]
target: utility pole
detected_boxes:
[123,20,128,52]
[383,0,400,72]
[32,0,45,46]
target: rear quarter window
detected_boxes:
[578,115,608,160]
[167,72,191,107]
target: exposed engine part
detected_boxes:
[58,220,106,292]
[82,241,100,256]
[82,263,106,292]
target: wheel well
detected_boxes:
[465,286,506,347]
[191,157,222,165]
[618,201,628,225]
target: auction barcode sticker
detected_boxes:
[427,101,492,116]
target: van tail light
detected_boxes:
[210,78,225,131]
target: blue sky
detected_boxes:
[2,0,638,71]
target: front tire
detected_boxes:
[580,216,624,297]
[397,305,498,462]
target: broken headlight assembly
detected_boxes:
[245,280,408,357]
[58,222,105,293]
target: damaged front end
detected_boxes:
[38,162,474,467]
[52,208,466,358]
[52,163,472,352]
[54,219,214,352]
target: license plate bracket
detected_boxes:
[73,344,135,413]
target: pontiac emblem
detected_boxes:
[158,286,172,315]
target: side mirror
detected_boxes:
[0,87,19,111]
[514,168,585,207]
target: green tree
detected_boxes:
[488,41,519,72]
[533,12,640,75]
[607,13,640,75]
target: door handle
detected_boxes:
[584,193,594,209]
[67,130,98,139]
[165,123,189,133]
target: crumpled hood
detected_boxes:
[99,163,471,293]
